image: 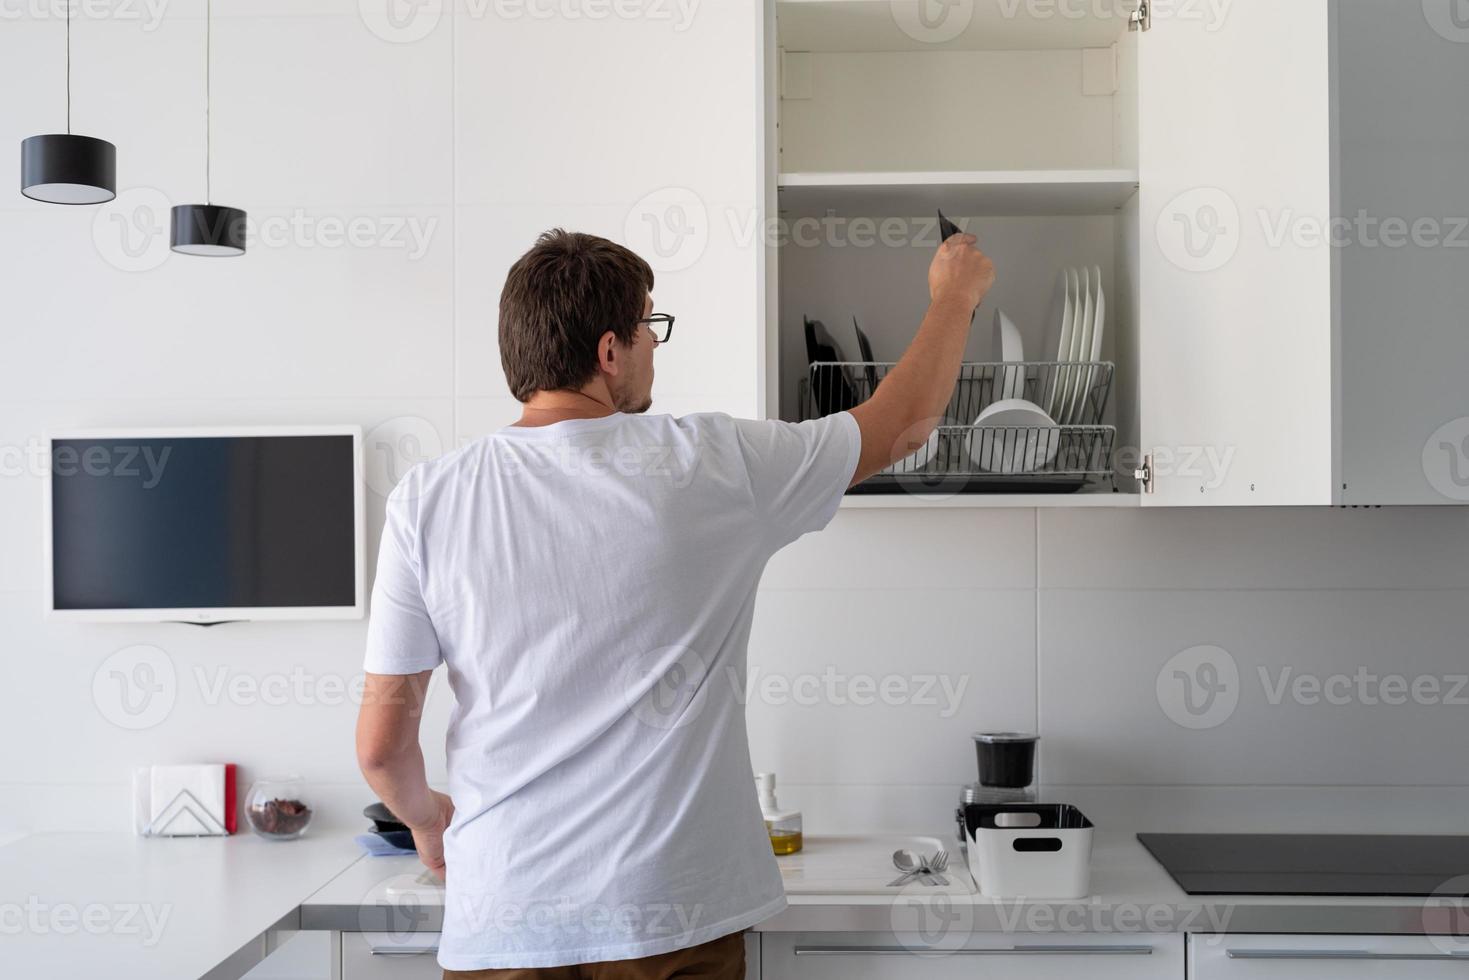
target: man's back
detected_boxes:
[355,226,992,977]
[365,410,859,969]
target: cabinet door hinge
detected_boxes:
[1134,454,1155,494]
[1129,0,1152,31]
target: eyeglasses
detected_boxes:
[637,313,675,345]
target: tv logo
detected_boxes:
[1156,645,1239,730]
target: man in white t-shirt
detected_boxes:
[356,228,995,978]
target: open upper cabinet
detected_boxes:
[761,0,1469,507]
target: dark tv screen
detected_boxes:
[50,434,357,611]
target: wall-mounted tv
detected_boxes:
[45,426,364,623]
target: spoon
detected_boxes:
[889,849,922,887]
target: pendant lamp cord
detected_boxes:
[65,0,71,134]
[206,0,212,204]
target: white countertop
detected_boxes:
[1,830,1451,979]
[299,832,1445,937]
[0,830,364,980]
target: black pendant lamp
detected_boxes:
[20,4,116,205]
[171,0,245,256]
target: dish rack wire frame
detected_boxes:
[800,361,1117,486]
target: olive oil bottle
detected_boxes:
[756,772,803,855]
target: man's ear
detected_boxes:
[598,329,621,377]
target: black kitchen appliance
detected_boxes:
[1139,833,1469,897]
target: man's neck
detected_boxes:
[514,387,618,428]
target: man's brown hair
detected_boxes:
[498,229,655,402]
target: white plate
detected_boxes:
[992,308,1025,400]
[1081,265,1107,425]
[1044,269,1076,418]
[968,398,1060,475]
[1063,267,1095,424]
[1089,265,1106,363]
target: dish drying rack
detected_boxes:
[801,361,1117,494]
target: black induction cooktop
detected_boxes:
[1138,834,1469,897]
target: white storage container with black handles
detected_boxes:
[964,803,1094,899]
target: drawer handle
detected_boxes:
[1227,950,1469,962]
[793,945,1154,956]
[368,946,440,956]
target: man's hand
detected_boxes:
[410,789,454,882]
[929,232,996,311]
[356,671,451,881]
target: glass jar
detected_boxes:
[245,775,313,840]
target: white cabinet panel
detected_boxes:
[764,932,1184,980]
[1193,935,1469,980]
[341,931,757,979]
[1334,0,1469,505]
[1138,0,1334,505]
[454,7,766,414]
[341,932,441,980]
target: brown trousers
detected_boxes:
[444,930,745,980]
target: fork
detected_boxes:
[926,850,951,886]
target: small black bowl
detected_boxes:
[363,801,410,834]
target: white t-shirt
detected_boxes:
[363,410,861,971]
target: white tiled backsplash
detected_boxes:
[750,506,1469,835]
[7,503,1469,836]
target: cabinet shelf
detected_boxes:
[777,170,1140,218]
[777,0,1132,53]
[839,492,1140,510]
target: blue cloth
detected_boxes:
[354,832,416,857]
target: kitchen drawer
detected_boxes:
[762,932,1183,980]
[340,931,759,979]
[1192,935,1469,980]
[341,931,441,980]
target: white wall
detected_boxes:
[3,2,1467,839]
[752,505,1469,836]
[0,0,764,831]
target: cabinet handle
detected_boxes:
[368,945,439,956]
[793,945,1154,956]
[1227,949,1469,962]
